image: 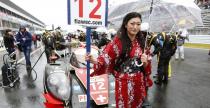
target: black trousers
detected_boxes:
[45,48,53,63]
[157,57,171,83]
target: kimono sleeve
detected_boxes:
[144,49,153,87]
[90,37,122,76]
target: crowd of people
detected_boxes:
[3,25,42,77]
[3,26,32,75]
[42,27,67,63]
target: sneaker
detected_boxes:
[26,65,32,77]
[153,74,158,78]
[142,98,151,108]
[153,75,157,78]
[154,80,162,86]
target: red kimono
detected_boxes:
[91,36,152,108]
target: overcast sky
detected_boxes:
[10,0,67,26]
[10,0,136,27]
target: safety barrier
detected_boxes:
[187,35,210,44]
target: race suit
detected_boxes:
[151,33,177,84]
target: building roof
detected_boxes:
[0,0,45,26]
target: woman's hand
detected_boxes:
[85,53,97,64]
[141,53,148,67]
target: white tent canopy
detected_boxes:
[95,27,109,33]
[108,28,117,34]
[63,25,86,33]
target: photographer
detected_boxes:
[3,29,15,55]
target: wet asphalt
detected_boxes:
[149,48,210,108]
[0,47,210,108]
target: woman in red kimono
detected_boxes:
[86,12,152,108]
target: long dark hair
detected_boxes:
[117,12,145,52]
[5,29,12,36]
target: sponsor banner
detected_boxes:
[68,0,108,27]
[75,68,109,105]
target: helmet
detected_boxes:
[56,26,61,30]
[19,25,27,31]
[169,34,177,44]
[20,24,26,29]
[157,33,165,48]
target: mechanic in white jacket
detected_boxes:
[175,28,189,60]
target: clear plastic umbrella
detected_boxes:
[108,0,203,32]
[148,0,203,32]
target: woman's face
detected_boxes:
[125,17,141,37]
[20,28,25,32]
[8,31,13,36]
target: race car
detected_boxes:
[43,44,115,108]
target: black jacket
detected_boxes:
[3,35,15,49]
[97,37,110,49]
